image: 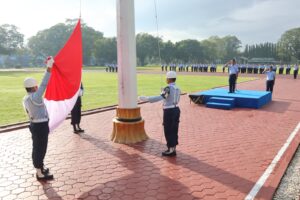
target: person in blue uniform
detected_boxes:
[263,66,276,93]
[286,65,291,75]
[223,59,239,93]
[293,64,299,79]
[139,71,181,157]
[22,57,54,180]
[272,64,277,73]
[279,65,284,74]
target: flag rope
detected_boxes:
[153,0,165,151]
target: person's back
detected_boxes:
[23,57,54,181]
[23,75,50,123]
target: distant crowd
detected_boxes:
[161,64,217,72]
[105,64,118,72]
[160,63,299,75]
[104,63,298,76]
[224,64,298,75]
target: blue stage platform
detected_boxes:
[189,88,272,109]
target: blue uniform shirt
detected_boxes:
[229,64,239,75]
[148,82,181,109]
[266,71,276,81]
[23,72,50,123]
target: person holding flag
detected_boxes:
[22,19,82,181]
[23,56,55,181]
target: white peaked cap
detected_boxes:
[166,71,177,79]
[24,77,37,88]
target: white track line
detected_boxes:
[245,122,300,200]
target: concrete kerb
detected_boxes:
[0,95,187,134]
[0,77,260,134]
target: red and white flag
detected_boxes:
[44,20,82,132]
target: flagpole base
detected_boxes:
[111,107,148,144]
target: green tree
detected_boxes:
[175,39,203,63]
[222,35,241,61]
[201,39,218,63]
[277,27,300,63]
[136,33,159,66]
[0,24,24,54]
[160,40,175,64]
[27,19,103,65]
[94,37,117,65]
[27,23,71,57]
[244,42,277,59]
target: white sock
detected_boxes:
[36,168,43,177]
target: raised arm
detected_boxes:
[223,60,231,68]
[31,57,54,103]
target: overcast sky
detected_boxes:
[0,0,299,46]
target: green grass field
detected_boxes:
[0,69,254,126]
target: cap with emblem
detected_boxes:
[24,77,37,88]
[166,71,177,79]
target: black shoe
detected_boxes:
[162,149,169,154]
[42,166,49,174]
[73,130,80,134]
[77,128,85,133]
[162,150,176,157]
[36,173,54,181]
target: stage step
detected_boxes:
[209,97,235,106]
[206,102,233,110]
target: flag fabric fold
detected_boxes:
[44,20,82,132]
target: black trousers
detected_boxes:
[294,70,298,79]
[71,97,82,125]
[163,107,180,148]
[260,68,264,74]
[266,80,275,93]
[229,74,237,93]
[29,121,49,169]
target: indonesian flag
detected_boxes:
[44,19,82,132]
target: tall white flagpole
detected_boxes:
[111,0,148,144]
[116,0,137,108]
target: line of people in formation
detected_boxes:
[105,64,118,72]
[224,64,298,76]
[161,63,299,77]
[161,64,217,72]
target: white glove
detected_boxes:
[46,56,54,68]
[138,96,148,101]
[79,89,84,96]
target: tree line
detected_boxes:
[0,19,299,68]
